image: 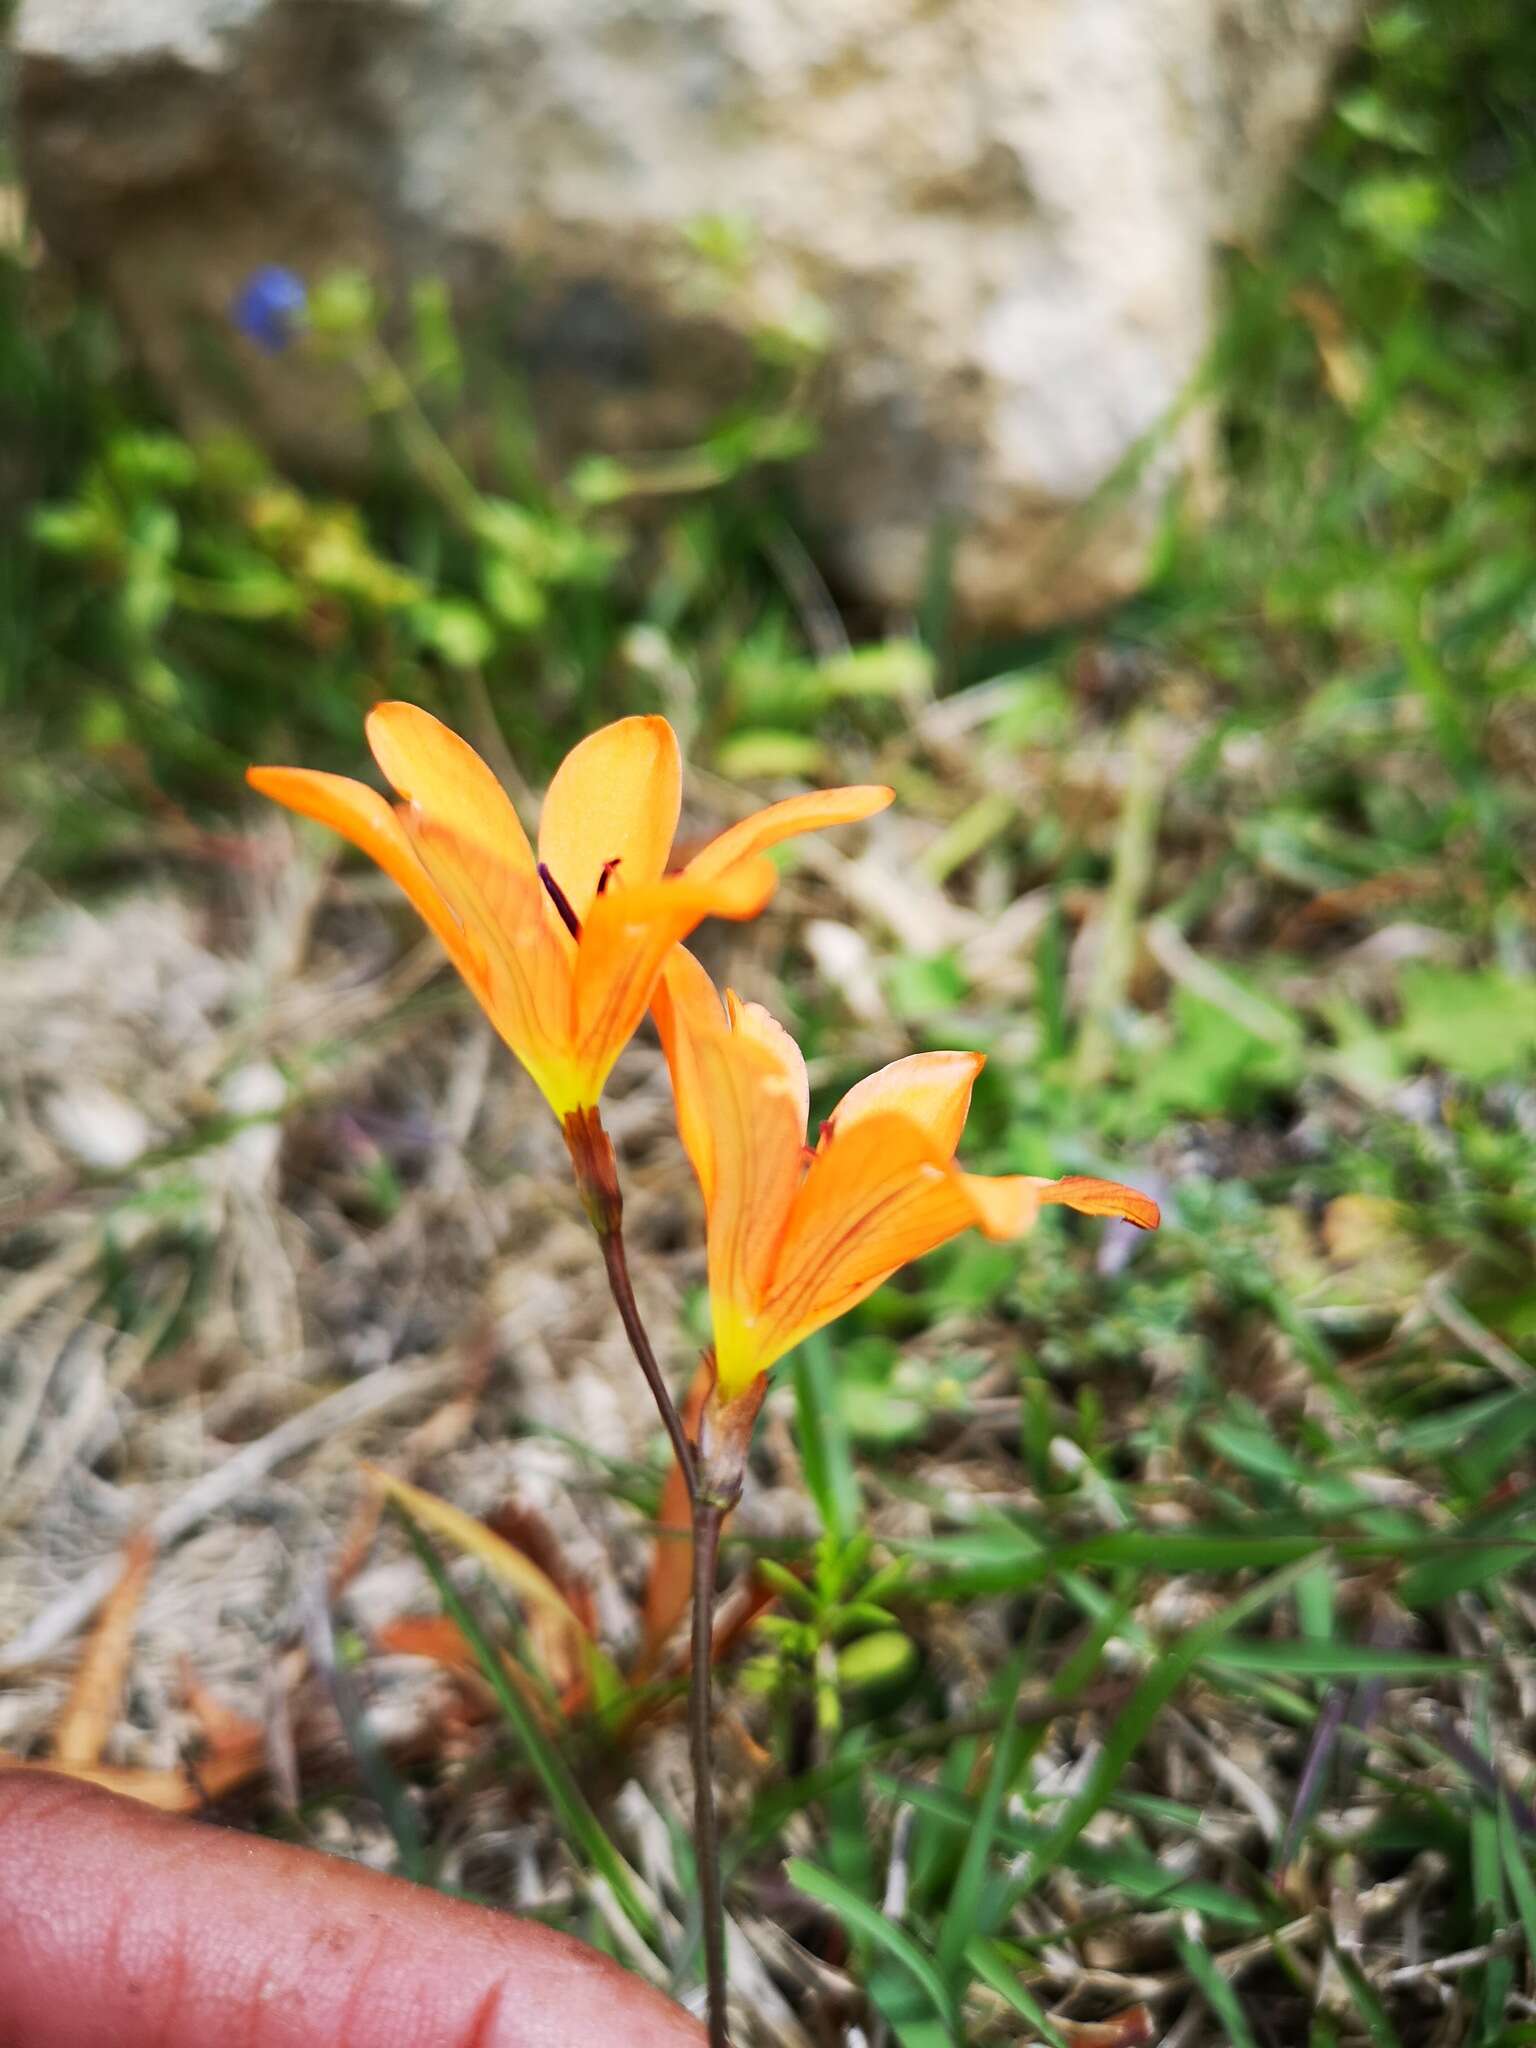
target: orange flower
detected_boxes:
[656,948,1160,1404]
[248,704,891,1121]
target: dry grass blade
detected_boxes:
[52,1528,155,1768]
[362,1463,592,1688]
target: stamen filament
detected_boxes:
[538,861,582,940]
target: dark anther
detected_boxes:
[538,862,582,940]
[596,857,622,898]
[818,1119,836,1148]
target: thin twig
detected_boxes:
[1425,1274,1535,1388]
[1387,1930,1523,1986]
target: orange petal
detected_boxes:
[955,1173,1046,1241]
[1029,1174,1161,1231]
[365,701,536,876]
[694,992,809,1335]
[685,785,893,883]
[827,1050,985,1158]
[735,1112,980,1387]
[568,858,776,1107]
[538,716,681,923]
[652,947,728,1202]
[246,766,466,964]
[404,812,577,1109]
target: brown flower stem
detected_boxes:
[565,1105,698,1500]
[597,1224,699,1503]
[597,1238,732,2036]
[690,1496,730,2048]
[567,1105,731,2032]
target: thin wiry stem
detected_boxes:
[581,1139,728,2034]
[597,1223,698,1503]
[690,1499,730,2048]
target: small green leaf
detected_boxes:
[410,597,496,668]
[1393,965,1536,1082]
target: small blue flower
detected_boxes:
[231,266,308,353]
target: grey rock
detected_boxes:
[14,0,1364,630]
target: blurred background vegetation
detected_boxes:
[3,4,1536,2044]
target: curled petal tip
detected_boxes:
[1041,1176,1161,1231]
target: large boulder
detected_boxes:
[13,0,1363,631]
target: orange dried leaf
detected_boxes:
[189,1737,268,1805]
[53,1528,155,1769]
[0,1745,263,1814]
[637,1361,712,1673]
[377,1614,563,1732]
[1059,2008,1156,2048]
[484,1498,597,1703]
[363,1465,613,1707]
[327,1487,383,1601]
[179,1660,264,1759]
[375,1614,482,1680]
[723,1709,773,1771]
[710,1565,783,1667]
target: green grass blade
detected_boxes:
[397,1505,659,1947]
[1471,1715,1515,2036]
[1005,1557,1314,1909]
[1205,1643,1477,1679]
[1325,1948,1405,2048]
[935,1648,1033,1980]
[304,1587,429,1885]
[964,1937,1068,2047]
[786,1858,957,2036]
[1175,1930,1259,2048]
[876,1775,1268,1929]
[793,1333,860,1544]
[1500,1795,1536,2002]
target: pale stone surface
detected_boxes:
[14,0,1363,629]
